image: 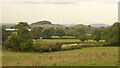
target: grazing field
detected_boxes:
[51,36,76,38]
[33,39,105,43]
[2,47,118,66]
[41,39,81,43]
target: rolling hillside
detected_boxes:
[30,20,64,28]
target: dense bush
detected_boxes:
[2,26,10,44]
[71,45,82,49]
[6,33,33,51]
[33,40,62,52]
[79,34,88,41]
[4,22,33,52]
[61,44,82,50]
[102,22,120,45]
[81,42,104,47]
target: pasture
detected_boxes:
[2,47,118,66]
[33,39,105,43]
[51,36,76,38]
[41,39,81,43]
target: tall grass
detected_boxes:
[2,47,118,66]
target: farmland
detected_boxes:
[41,39,81,43]
[2,47,118,66]
[33,39,104,43]
[1,2,120,67]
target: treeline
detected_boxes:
[31,27,66,39]
[2,22,120,52]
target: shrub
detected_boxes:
[62,45,72,50]
[7,34,21,51]
[62,44,82,50]
[71,45,82,49]
[6,33,33,52]
[81,42,104,47]
[33,40,62,52]
[79,34,88,42]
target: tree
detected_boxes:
[49,28,55,36]
[88,25,91,28]
[73,28,86,37]
[42,29,52,38]
[79,34,88,41]
[66,29,75,36]
[31,27,43,39]
[92,28,103,42]
[14,22,29,30]
[8,22,33,51]
[102,22,120,44]
[8,34,21,50]
[2,26,10,43]
[55,28,66,37]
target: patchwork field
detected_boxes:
[2,47,118,66]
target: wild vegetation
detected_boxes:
[2,21,120,52]
[2,47,118,66]
[2,21,120,66]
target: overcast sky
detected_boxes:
[0,0,119,2]
[1,0,119,25]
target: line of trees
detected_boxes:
[2,22,120,52]
[31,26,66,39]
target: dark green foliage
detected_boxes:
[49,28,55,36]
[14,22,29,30]
[79,34,88,41]
[73,28,86,37]
[66,29,75,36]
[7,34,20,51]
[92,28,103,42]
[55,28,66,37]
[42,29,52,38]
[33,40,62,52]
[72,28,88,41]
[2,26,10,43]
[31,27,43,39]
[7,22,33,51]
[102,22,120,44]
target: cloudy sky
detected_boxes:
[1,0,119,25]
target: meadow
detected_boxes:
[2,47,118,66]
[33,39,104,43]
[41,39,81,43]
[51,36,76,38]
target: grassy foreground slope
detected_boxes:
[2,47,118,66]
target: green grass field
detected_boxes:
[2,47,118,66]
[41,39,81,43]
[51,36,76,38]
[33,39,105,43]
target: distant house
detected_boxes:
[6,29,15,31]
[6,29,31,32]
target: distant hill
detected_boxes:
[69,24,89,28]
[31,21,52,25]
[90,24,110,28]
[68,24,97,34]
[31,20,64,28]
[62,24,76,26]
